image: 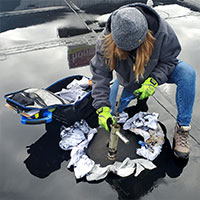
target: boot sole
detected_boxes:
[174,149,189,160]
[173,138,189,159]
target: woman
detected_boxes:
[90,3,196,159]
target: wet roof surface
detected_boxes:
[1,1,200,200]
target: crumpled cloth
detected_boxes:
[59,117,157,180]
[123,112,159,131]
[56,87,87,104]
[56,77,90,104]
[59,120,97,179]
[59,120,97,150]
[123,112,165,161]
[67,77,90,90]
[117,111,129,123]
[86,157,156,181]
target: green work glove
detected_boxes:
[134,77,158,100]
[96,106,115,132]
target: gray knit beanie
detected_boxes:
[111,7,148,51]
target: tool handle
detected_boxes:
[121,93,140,103]
[21,110,52,125]
[138,140,154,153]
[115,131,129,144]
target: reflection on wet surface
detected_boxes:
[1,1,200,200]
[0,8,68,33]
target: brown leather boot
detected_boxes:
[174,123,191,159]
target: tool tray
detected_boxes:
[4,75,95,126]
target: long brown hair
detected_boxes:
[102,30,155,81]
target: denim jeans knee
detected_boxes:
[167,60,196,126]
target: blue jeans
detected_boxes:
[109,60,196,126]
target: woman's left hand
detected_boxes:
[134,77,158,100]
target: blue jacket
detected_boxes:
[90,3,181,109]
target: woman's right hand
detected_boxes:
[96,106,115,132]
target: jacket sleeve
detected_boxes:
[150,26,181,85]
[90,36,113,109]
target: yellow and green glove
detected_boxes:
[134,77,158,100]
[96,106,115,132]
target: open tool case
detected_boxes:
[4,75,95,126]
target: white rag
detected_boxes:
[59,120,97,179]
[123,112,165,161]
[59,117,157,180]
[56,77,90,104]
[86,157,156,181]
[117,111,129,123]
[67,77,90,90]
